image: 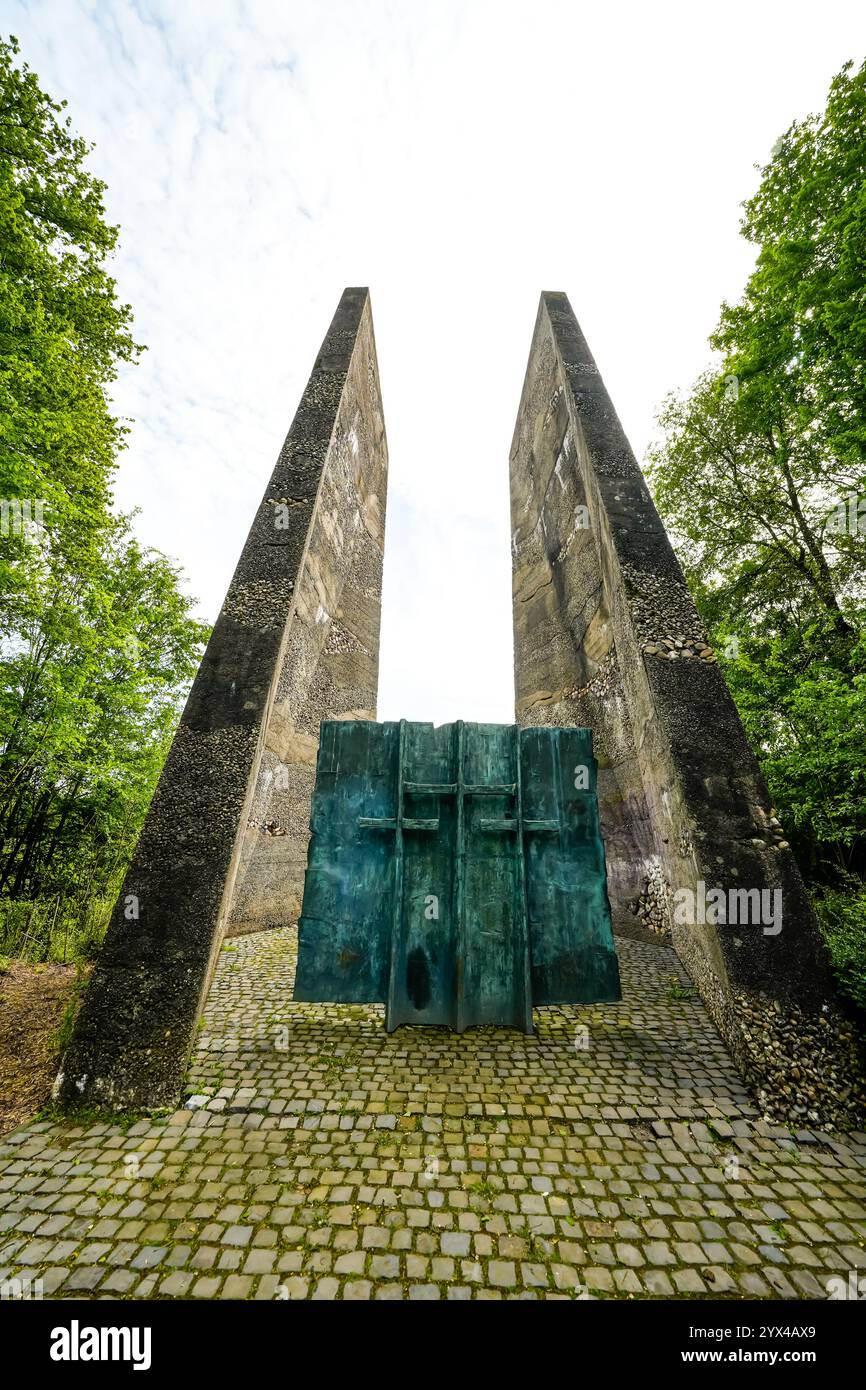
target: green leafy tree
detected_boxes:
[0,36,208,952]
[649,368,863,651]
[719,60,866,484]
[648,58,866,1006]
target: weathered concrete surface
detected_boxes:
[55,288,388,1111]
[510,292,864,1128]
[226,298,387,935]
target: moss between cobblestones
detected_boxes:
[34,1102,143,1134]
[0,926,864,1300]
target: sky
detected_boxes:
[6,0,864,724]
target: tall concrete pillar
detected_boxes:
[55,288,388,1110]
[510,291,862,1126]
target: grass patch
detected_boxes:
[665,975,696,1001]
[0,893,114,964]
[815,880,866,1014]
[34,1099,141,1133]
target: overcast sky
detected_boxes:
[8,1,864,723]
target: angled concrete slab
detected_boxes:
[55,288,388,1111]
[510,291,863,1126]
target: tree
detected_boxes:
[720,60,866,487]
[647,58,866,1006]
[649,368,862,651]
[0,35,138,579]
[0,516,207,903]
[0,36,208,948]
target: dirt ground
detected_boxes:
[0,960,89,1136]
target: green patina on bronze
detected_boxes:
[294,719,621,1030]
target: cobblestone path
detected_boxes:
[1,927,864,1299]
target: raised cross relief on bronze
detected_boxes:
[294,719,620,1031]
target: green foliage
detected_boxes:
[0,892,115,962]
[648,58,866,1008]
[814,881,866,1014]
[0,35,139,588]
[0,36,208,925]
[717,626,866,880]
[719,60,866,483]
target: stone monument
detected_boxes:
[54,287,862,1127]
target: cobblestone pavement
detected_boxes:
[1,927,865,1300]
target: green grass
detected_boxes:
[35,1100,141,1133]
[55,968,90,1053]
[0,893,114,964]
[665,975,696,1001]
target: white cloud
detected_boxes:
[9,0,864,722]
